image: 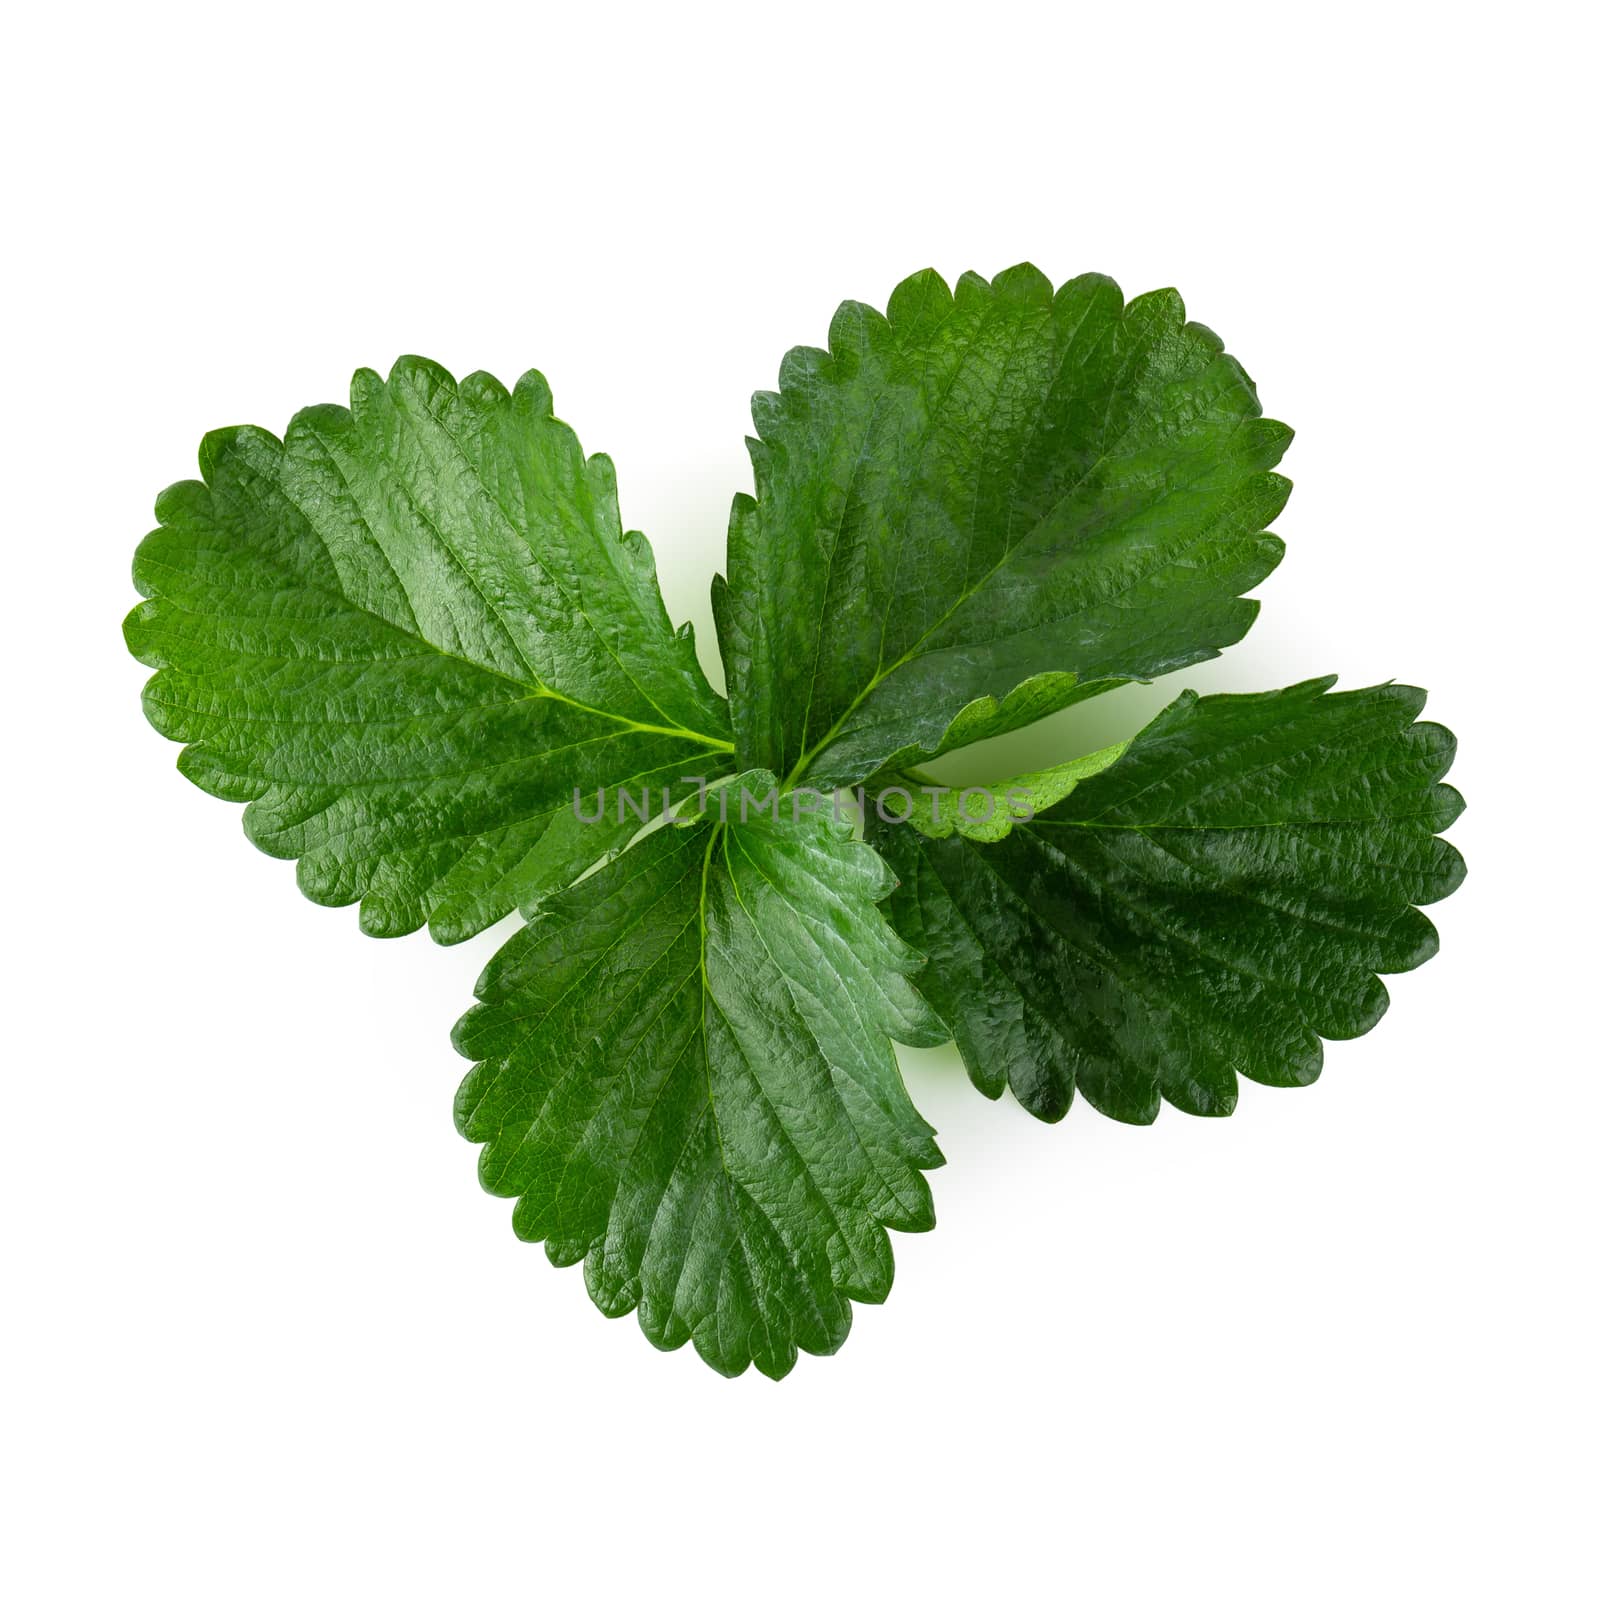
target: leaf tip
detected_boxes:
[512,367,554,414]
[991,261,1053,306]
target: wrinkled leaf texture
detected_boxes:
[126,266,1464,1378]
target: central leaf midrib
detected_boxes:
[193,511,733,752]
[694,819,877,1314]
[781,318,1262,787]
[280,405,732,752]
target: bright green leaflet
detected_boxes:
[884,740,1130,843]
[125,357,732,942]
[870,679,1465,1124]
[714,264,1291,789]
[453,774,944,1379]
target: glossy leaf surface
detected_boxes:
[125,358,732,941]
[453,775,943,1378]
[872,679,1465,1123]
[122,292,1468,1381]
[715,265,1290,787]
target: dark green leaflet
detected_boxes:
[453,775,943,1378]
[715,265,1290,788]
[872,679,1464,1123]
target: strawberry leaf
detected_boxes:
[125,358,732,941]
[714,265,1290,787]
[123,277,1468,1380]
[871,679,1465,1123]
[453,775,943,1377]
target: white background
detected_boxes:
[4,4,1594,1595]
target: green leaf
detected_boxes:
[871,679,1465,1124]
[122,286,1470,1383]
[452,773,944,1378]
[885,739,1130,843]
[714,264,1290,788]
[124,357,733,942]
